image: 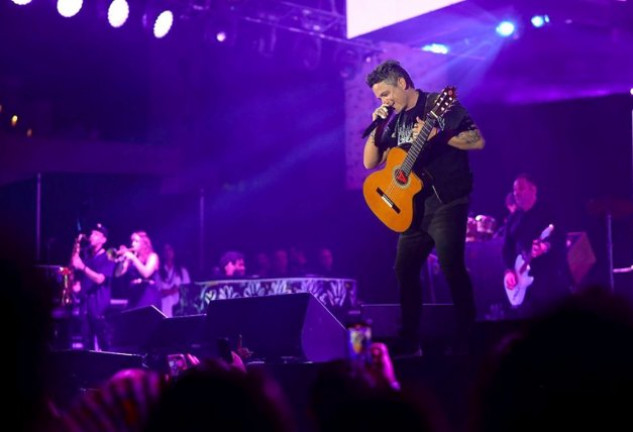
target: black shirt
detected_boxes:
[502,201,571,296]
[79,250,115,316]
[378,89,478,204]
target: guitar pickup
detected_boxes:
[376,188,401,214]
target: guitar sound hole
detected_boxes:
[394,169,408,186]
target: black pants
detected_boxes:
[81,313,110,351]
[81,291,111,350]
[395,194,475,345]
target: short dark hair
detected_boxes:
[219,250,244,268]
[366,60,414,89]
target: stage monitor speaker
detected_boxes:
[145,314,208,355]
[107,305,166,354]
[205,293,347,363]
[359,303,456,343]
[50,350,144,397]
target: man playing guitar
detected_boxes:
[502,174,572,318]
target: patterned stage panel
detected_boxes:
[176,277,358,319]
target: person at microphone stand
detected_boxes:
[115,231,161,310]
[363,60,485,356]
[70,223,115,350]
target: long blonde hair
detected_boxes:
[132,231,154,263]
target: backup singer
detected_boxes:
[115,231,160,310]
[157,243,190,317]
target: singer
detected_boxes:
[115,231,161,310]
[362,60,485,356]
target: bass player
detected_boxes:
[502,173,571,318]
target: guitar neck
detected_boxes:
[401,113,438,175]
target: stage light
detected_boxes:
[495,20,516,37]
[153,10,173,38]
[629,88,633,96]
[107,0,129,28]
[11,0,33,5]
[422,43,450,55]
[530,14,550,28]
[144,9,174,39]
[143,1,178,39]
[57,0,83,18]
[203,11,239,47]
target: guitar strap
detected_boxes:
[423,92,436,117]
[419,91,438,189]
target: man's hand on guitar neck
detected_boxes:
[504,270,517,290]
[412,116,439,141]
[531,240,551,259]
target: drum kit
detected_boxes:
[466,214,498,242]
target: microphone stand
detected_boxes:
[606,211,615,293]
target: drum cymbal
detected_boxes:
[587,197,633,219]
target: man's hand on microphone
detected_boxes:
[372,104,392,121]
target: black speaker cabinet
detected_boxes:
[146,314,208,355]
[205,293,347,362]
[50,349,144,402]
[107,305,166,353]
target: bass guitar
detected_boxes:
[363,87,457,232]
[504,224,555,307]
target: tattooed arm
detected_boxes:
[448,129,485,150]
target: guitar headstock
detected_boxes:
[540,224,555,240]
[430,86,457,119]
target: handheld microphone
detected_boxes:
[361,106,394,138]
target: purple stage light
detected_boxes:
[57,0,83,18]
[216,31,227,43]
[422,43,450,55]
[153,10,174,39]
[108,0,129,28]
[11,0,33,5]
[496,20,516,37]
[530,15,550,28]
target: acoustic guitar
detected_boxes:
[362,87,457,232]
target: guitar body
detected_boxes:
[363,147,424,232]
[504,254,534,307]
[503,224,554,307]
